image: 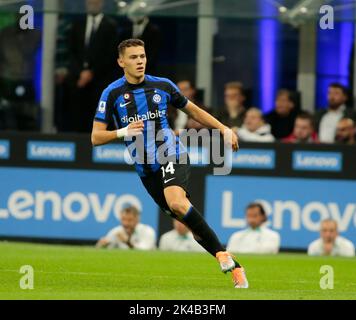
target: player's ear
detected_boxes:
[118,57,124,68]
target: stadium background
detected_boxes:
[0,0,355,252]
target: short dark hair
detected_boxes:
[120,205,140,217]
[177,79,196,89]
[276,89,293,102]
[296,111,314,127]
[246,202,266,219]
[118,39,145,56]
[224,81,246,97]
[328,83,349,97]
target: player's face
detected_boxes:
[118,46,147,79]
[246,208,265,229]
[320,221,338,243]
[294,118,313,141]
[120,213,139,234]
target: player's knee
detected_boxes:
[168,201,187,217]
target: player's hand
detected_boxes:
[127,120,144,137]
[223,127,239,152]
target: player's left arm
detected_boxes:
[182,100,239,151]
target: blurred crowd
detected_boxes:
[0,0,355,147]
[175,80,356,146]
[97,205,355,257]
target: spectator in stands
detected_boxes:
[227,203,280,254]
[283,112,318,143]
[159,220,204,252]
[54,12,72,132]
[218,82,247,131]
[178,80,203,107]
[186,105,212,130]
[171,80,202,131]
[0,15,41,131]
[237,108,275,142]
[265,89,298,139]
[308,219,355,257]
[315,83,356,143]
[335,118,356,145]
[96,206,156,250]
[65,0,118,132]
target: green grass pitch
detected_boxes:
[0,242,355,300]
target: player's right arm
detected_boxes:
[91,87,144,146]
[91,121,145,146]
[91,121,118,146]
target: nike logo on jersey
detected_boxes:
[119,101,131,108]
[164,178,176,184]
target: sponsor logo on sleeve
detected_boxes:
[98,101,106,113]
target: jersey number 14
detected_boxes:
[161,162,175,177]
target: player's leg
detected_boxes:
[142,168,228,259]
[163,185,248,288]
[142,162,248,288]
[161,160,235,263]
[163,185,225,257]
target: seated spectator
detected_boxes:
[308,219,355,257]
[227,203,280,254]
[159,220,204,252]
[218,82,247,131]
[335,118,355,145]
[0,15,41,131]
[170,80,203,131]
[237,108,275,142]
[315,83,356,143]
[283,112,318,143]
[265,89,299,139]
[96,206,156,250]
[185,105,212,130]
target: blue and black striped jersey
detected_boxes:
[94,75,188,177]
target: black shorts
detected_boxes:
[140,160,190,217]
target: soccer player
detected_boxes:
[91,39,248,288]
